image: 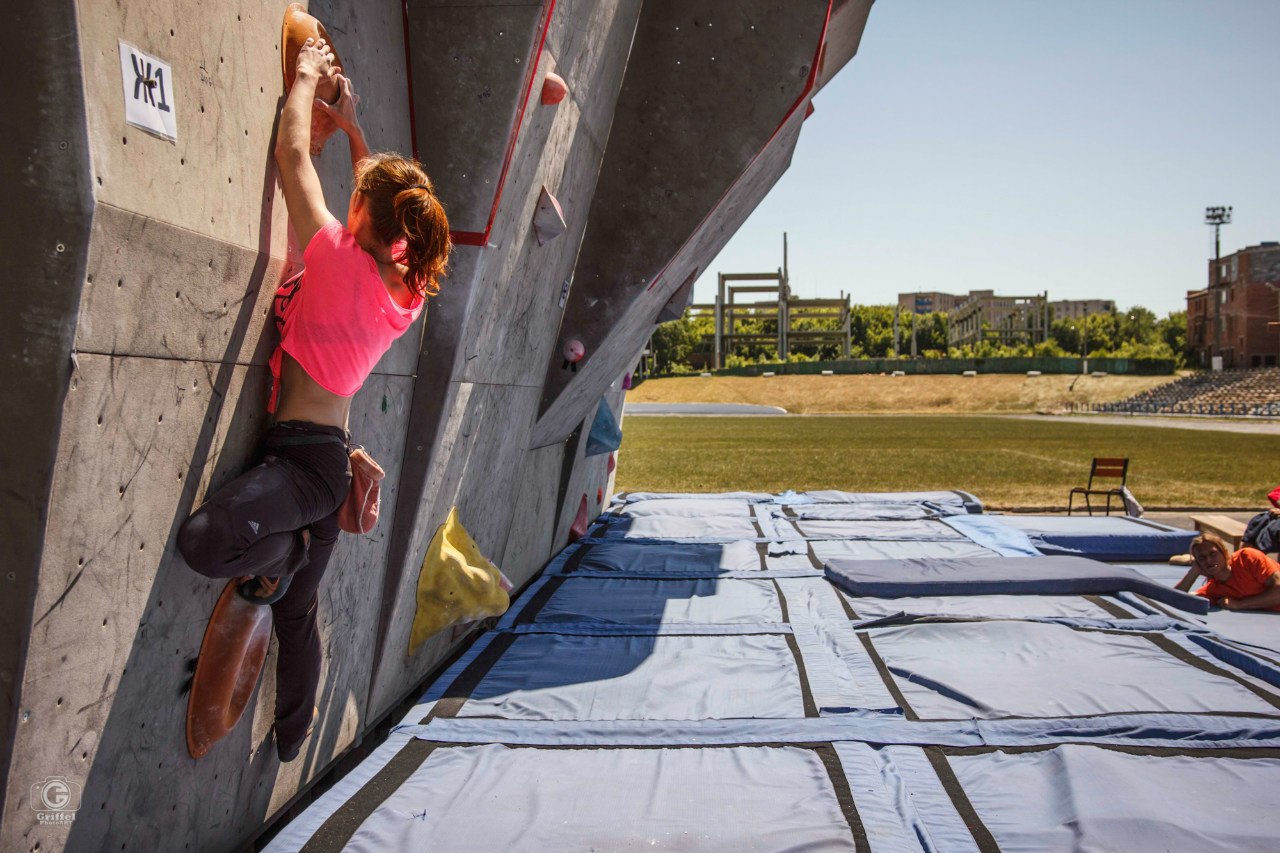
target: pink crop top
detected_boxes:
[268,219,424,412]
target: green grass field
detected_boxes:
[615,415,1276,509]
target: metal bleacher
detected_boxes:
[1089,368,1280,416]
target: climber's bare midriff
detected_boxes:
[273,352,352,430]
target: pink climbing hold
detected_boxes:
[568,494,589,542]
[541,71,568,105]
[562,339,584,372]
[607,452,616,475]
[622,372,632,390]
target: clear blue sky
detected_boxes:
[693,0,1280,318]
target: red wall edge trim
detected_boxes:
[473,0,557,245]
[402,0,558,248]
[644,0,833,292]
[449,231,489,247]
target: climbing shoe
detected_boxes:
[236,573,291,606]
[277,706,319,763]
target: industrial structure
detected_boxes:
[945,290,1050,348]
[688,236,853,368]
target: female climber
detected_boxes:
[177,37,450,761]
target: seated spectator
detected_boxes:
[1176,533,1280,611]
[1243,507,1280,553]
[1242,485,1280,553]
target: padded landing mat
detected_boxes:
[864,619,1280,720]
[993,514,1197,561]
[947,744,1280,853]
[825,555,1208,614]
[267,490,1280,853]
[504,576,787,626]
[436,632,814,721]
[840,592,1140,622]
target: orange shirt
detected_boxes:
[1196,548,1280,611]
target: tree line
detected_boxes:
[650,305,1188,373]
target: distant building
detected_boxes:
[901,292,1112,320]
[947,290,1049,347]
[1187,241,1280,369]
[1049,299,1115,320]
[897,291,964,315]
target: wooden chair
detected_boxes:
[1067,457,1129,516]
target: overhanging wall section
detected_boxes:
[532,0,832,445]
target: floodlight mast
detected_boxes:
[1204,206,1232,362]
[1204,205,1232,262]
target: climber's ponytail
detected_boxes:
[354,153,450,298]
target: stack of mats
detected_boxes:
[266,491,1280,852]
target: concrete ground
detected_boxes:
[627,408,1280,435]
[625,402,787,415]
[1003,413,1280,435]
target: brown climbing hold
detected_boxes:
[281,3,345,154]
[541,71,568,105]
[568,494,589,542]
[186,579,273,759]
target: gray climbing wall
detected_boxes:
[0,1,876,851]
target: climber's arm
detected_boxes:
[276,38,338,247]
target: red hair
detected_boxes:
[354,153,450,298]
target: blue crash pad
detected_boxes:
[824,555,1208,614]
[990,515,1196,561]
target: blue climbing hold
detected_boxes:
[585,397,621,457]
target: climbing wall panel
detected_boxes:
[499,443,565,590]
[2,351,415,852]
[404,2,546,236]
[367,381,542,721]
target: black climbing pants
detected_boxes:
[177,420,351,755]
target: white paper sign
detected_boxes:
[119,41,177,141]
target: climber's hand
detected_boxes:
[296,37,338,84]
[315,75,361,133]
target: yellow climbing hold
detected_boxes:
[409,507,509,654]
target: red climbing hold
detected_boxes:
[607,452,616,475]
[597,487,604,505]
[568,494,589,542]
[187,579,273,759]
[541,71,568,105]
